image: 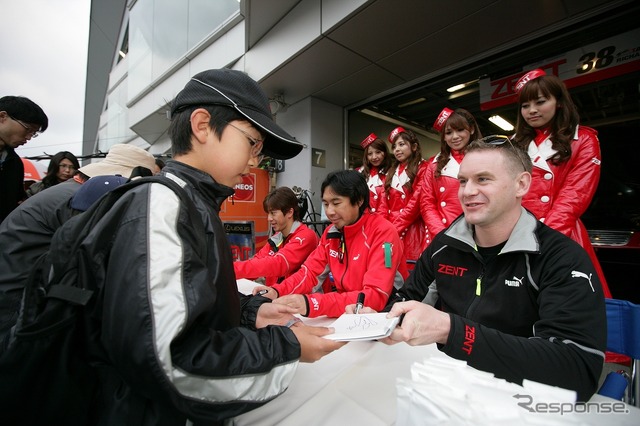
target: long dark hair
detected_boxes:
[42,151,80,188]
[435,109,481,177]
[360,137,391,176]
[513,75,579,165]
[384,128,423,194]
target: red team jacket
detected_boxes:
[272,211,408,318]
[393,155,464,248]
[234,222,318,286]
[379,160,429,262]
[521,125,611,298]
[357,165,387,214]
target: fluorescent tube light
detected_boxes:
[447,84,466,93]
[398,97,426,108]
[488,115,514,131]
[446,79,479,93]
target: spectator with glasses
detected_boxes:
[0,96,48,223]
[26,151,80,197]
[8,69,345,424]
[0,144,156,348]
[372,136,606,402]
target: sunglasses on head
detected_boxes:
[479,135,513,146]
[477,135,528,171]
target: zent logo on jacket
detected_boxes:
[438,264,468,276]
[462,324,476,355]
[309,296,320,311]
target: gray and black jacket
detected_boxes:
[387,208,606,401]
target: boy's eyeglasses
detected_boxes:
[477,134,529,171]
[9,115,39,138]
[225,121,265,164]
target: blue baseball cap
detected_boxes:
[70,175,128,212]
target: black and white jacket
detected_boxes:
[61,160,300,425]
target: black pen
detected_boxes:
[398,313,406,326]
[354,292,365,314]
[398,297,406,326]
[255,289,269,296]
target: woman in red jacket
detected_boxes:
[379,127,429,267]
[512,69,611,298]
[393,108,482,248]
[234,186,318,286]
[356,133,391,215]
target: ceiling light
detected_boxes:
[397,97,426,108]
[446,79,479,93]
[447,84,466,93]
[488,115,514,131]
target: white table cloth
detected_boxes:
[230,285,639,425]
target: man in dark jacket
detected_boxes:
[0,144,156,345]
[0,96,48,223]
[44,69,344,424]
[379,136,606,401]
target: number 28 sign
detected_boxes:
[479,28,640,110]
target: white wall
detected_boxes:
[275,96,343,215]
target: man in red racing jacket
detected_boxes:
[255,170,408,318]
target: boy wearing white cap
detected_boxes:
[40,69,344,424]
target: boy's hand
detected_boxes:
[290,325,347,362]
[255,303,298,328]
[273,294,308,316]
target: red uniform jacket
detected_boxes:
[357,166,386,215]
[521,125,611,298]
[272,211,408,318]
[379,160,429,261]
[234,222,318,286]
[394,155,463,248]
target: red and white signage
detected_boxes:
[479,28,640,111]
[233,173,256,202]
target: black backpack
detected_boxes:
[0,175,203,425]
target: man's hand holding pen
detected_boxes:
[345,292,376,314]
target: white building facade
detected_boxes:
[83,0,638,212]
